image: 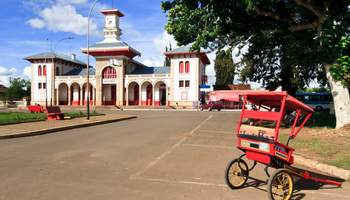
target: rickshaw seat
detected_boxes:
[239,124,275,140]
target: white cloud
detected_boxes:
[139,31,178,66]
[153,31,178,53]
[23,66,32,80]
[143,58,163,67]
[27,4,99,36]
[27,18,46,29]
[0,66,17,86]
[56,0,88,5]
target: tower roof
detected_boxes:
[101,9,124,17]
[164,44,210,65]
[24,52,87,66]
[81,41,141,58]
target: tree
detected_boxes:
[5,78,30,101]
[161,0,350,128]
[164,44,172,67]
[214,49,236,86]
[331,36,350,86]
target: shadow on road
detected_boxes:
[229,167,345,200]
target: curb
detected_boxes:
[294,154,350,180]
[0,116,137,140]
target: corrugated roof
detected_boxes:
[166,43,206,53]
[25,52,86,66]
[89,41,129,49]
[64,67,96,76]
[128,66,170,75]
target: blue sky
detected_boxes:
[0,0,212,86]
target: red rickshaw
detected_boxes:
[211,91,342,200]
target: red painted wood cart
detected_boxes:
[211,91,342,200]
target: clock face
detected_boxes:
[108,20,113,25]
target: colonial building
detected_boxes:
[25,8,209,108]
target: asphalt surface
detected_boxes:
[0,110,349,200]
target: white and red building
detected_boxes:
[25,8,210,108]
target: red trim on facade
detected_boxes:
[179,61,184,73]
[101,9,124,17]
[164,52,210,65]
[185,61,190,73]
[38,65,42,76]
[82,48,140,58]
[71,101,80,106]
[43,65,46,76]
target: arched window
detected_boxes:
[38,65,42,76]
[185,61,190,73]
[179,61,184,73]
[43,65,46,76]
[102,67,117,79]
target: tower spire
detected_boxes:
[100,9,124,43]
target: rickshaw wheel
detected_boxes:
[225,159,249,189]
[267,169,294,200]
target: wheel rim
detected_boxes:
[228,161,248,187]
[271,172,293,200]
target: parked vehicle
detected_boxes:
[295,92,332,111]
[199,101,223,111]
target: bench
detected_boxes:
[27,105,44,113]
[45,106,64,120]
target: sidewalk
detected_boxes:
[0,114,136,139]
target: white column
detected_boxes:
[152,84,155,107]
[56,88,59,105]
[68,86,71,106]
[80,86,83,106]
[139,85,142,106]
[126,86,129,106]
[92,88,95,106]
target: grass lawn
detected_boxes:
[0,110,104,125]
[64,110,104,118]
[280,114,350,170]
[0,112,46,125]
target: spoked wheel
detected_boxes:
[267,169,294,200]
[225,158,249,189]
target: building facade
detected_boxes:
[25,8,209,108]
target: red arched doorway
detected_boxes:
[102,67,117,105]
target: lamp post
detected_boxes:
[86,0,99,120]
[51,37,74,106]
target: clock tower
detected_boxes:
[101,9,124,43]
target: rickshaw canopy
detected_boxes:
[209,90,313,114]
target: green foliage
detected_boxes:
[0,112,46,125]
[161,0,349,92]
[164,43,172,67]
[64,110,104,118]
[214,49,236,85]
[330,36,350,86]
[297,87,330,93]
[5,78,30,101]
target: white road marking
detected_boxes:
[130,115,213,179]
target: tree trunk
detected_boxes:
[325,65,350,128]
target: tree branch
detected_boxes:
[294,0,325,21]
[289,19,321,32]
[255,7,289,22]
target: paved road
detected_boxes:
[0,111,349,200]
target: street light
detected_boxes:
[86,0,99,120]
